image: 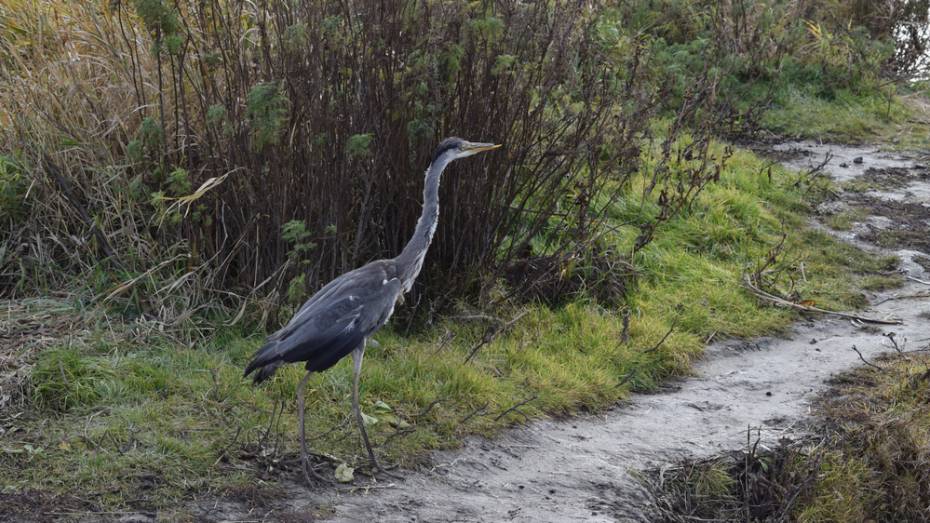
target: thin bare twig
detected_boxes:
[753,227,788,282]
[260,399,284,446]
[494,395,538,422]
[432,329,456,355]
[885,334,930,355]
[614,369,637,389]
[851,345,882,370]
[464,310,530,363]
[743,274,902,325]
[380,427,415,447]
[459,403,489,425]
[644,319,677,354]
[873,291,930,306]
[415,399,443,419]
[213,426,243,467]
[884,332,902,353]
[794,151,833,189]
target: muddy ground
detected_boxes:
[174,144,930,523]
[771,141,930,254]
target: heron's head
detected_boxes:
[432,137,501,163]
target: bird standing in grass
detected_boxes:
[244,137,501,483]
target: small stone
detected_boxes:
[765,391,773,397]
[853,156,864,164]
[809,338,817,344]
[335,463,355,483]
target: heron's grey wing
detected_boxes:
[266,270,355,342]
[298,276,403,373]
[245,262,403,376]
[267,259,396,340]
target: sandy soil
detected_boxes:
[188,142,930,522]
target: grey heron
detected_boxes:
[244,137,501,483]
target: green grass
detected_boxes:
[757,82,930,147]
[762,85,910,142]
[0,144,900,514]
[608,146,896,337]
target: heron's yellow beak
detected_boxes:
[466,142,502,154]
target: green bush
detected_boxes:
[245,82,289,151]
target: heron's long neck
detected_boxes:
[396,154,451,291]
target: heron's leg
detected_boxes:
[351,340,390,475]
[296,369,328,484]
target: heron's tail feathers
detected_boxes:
[244,341,287,384]
[249,360,282,384]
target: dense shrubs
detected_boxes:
[0,0,926,326]
[1,2,663,321]
[3,1,718,325]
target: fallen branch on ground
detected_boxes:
[742,274,902,325]
[873,291,930,305]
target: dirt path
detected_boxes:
[250,143,930,522]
